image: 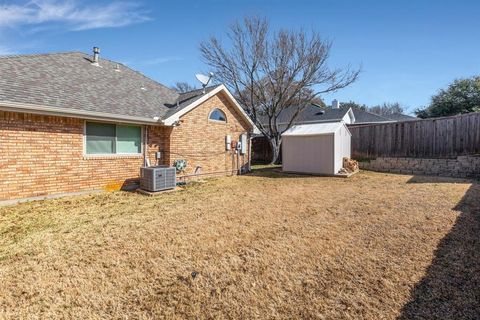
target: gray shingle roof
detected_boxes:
[163,85,222,118]
[346,108,416,124]
[258,104,415,127]
[0,52,197,120]
[259,104,349,126]
[347,108,393,123]
[383,113,417,121]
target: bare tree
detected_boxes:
[368,102,404,116]
[200,16,359,164]
[340,101,368,111]
[172,82,196,93]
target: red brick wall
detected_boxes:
[145,125,172,167]
[0,112,170,200]
[0,93,251,201]
[168,92,251,180]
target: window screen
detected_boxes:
[86,122,115,154]
[116,125,141,154]
[85,122,142,155]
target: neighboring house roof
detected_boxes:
[0,51,254,128]
[346,108,417,124]
[255,104,415,136]
[383,113,417,121]
[347,108,394,124]
[259,104,351,126]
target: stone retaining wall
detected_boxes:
[359,155,480,178]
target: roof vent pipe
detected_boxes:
[332,99,340,109]
[92,47,100,65]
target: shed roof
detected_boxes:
[282,122,349,136]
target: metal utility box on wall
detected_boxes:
[282,122,351,175]
[140,166,176,192]
[240,133,247,154]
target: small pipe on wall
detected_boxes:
[143,125,149,167]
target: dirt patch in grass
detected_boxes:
[0,171,478,319]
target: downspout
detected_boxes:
[237,148,240,175]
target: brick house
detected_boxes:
[0,49,255,202]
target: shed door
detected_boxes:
[282,135,334,174]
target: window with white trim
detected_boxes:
[208,108,227,122]
[85,122,142,155]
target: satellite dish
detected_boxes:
[195,72,214,93]
[195,74,210,85]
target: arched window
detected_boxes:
[208,108,227,122]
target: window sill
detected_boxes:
[83,154,143,160]
[208,119,227,124]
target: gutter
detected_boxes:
[347,121,397,127]
[0,101,165,125]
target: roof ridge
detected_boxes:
[0,50,179,97]
[361,109,393,120]
[0,51,86,59]
[0,51,178,98]
[178,84,221,95]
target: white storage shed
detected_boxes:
[282,122,351,175]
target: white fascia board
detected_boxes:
[342,122,352,136]
[252,126,261,135]
[162,84,256,129]
[162,116,179,126]
[0,101,163,125]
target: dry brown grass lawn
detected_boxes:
[0,170,479,319]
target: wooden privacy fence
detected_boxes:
[349,112,480,159]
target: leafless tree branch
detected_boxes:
[200,16,360,163]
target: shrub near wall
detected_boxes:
[360,156,480,179]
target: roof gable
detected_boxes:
[162,84,255,128]
[163,85,222,119]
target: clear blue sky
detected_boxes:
[1,0,479,114]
